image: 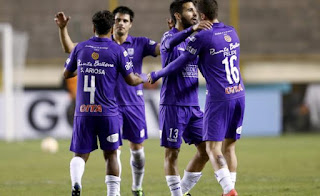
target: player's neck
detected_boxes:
[113,33,128,44]
[95,32,111,38]
[175,23,185,31]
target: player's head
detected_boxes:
[112,6,134,36]
[196,0,218,21]
[92,10,114,35]
[170,0,198,29]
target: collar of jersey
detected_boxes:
[212,22,224,27]
[111,34,133,44]
[91,36,112,42]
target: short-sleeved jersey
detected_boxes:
[65,36,133,116]
[113,35,157,105]
[184,23,245,102]
[160,28,199,106]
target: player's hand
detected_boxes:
[147,73,153,84]
[54,12,70,29]
[167,18,175,29]
[137,73,148,83]
[147,72,159,84]
[192,20,212,32]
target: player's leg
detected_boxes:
[70,153,89,196]
[222,139,237,187]
[160,105,186,196]
[181,107,208,194]
[69,116,99,195]
[203,101,236,195]
[129,141,145,195]
[121,105,147,195]
[98,116,122,196]
[103,150,121,196]
[223,96,245,189]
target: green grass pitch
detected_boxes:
[0,133,319,195]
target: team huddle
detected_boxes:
[55,0,245,196]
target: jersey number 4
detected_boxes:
[222,55,240,84]
[84,75,96,104]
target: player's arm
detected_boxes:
[148,53,195,84]
[162,20,212,51]
[63,45,78,79]
[54,12,77,53]
[63,69,77,79]
[154,43,160,56]
[124,73,147,86]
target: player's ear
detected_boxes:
[93,25,96,34]
[174,12,181,23]
[200,13,205,20]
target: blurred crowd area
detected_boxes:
[0,0,319,133]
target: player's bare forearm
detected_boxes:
[59,27,77,53]
[63,69,77,79]
[125,73,147,86]
[154,43,161,56]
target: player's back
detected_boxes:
[194,23,245,102]
[66,37,132,117]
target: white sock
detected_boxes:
[215,168,234,194]
[117,149,122,177]
[105,175,121,196]
[166,175,183,196]
[130,148,145,190]
[70,157,85,188]
[230,172,237,188]
[181,170,202,194]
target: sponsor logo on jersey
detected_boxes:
[80,104,102,112]
[125,61,133,70]
[224,34,232,42]
[127,48,134,56]
[186,45,197,55]
[123,50,128,57]
[225,84,244,95]
[189,36,196,42]
[107,133,119,143]
[91,52,99,60]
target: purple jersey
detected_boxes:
[185,23,245,102]
[113,35,157,105]
[64,36,133,117]
[160,27,199,106]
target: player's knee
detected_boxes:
[165,148,180,162]
[103,150,117,160]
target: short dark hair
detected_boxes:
[112,6,134,22]
[197,0,218,20]
[92,10,114,35]
[170,0,195,24]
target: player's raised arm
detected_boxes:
[54,12,77,53]
[162,20,212,51]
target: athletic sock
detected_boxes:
[166,175,183,196]
[181,170,202,194]
[105,175,121,196]
[70,157,85,188]
[130,148,145,190]
[230,172,237,188]
[215,168,234,194]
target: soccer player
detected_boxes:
[64,10,146,196]
[55,6,160,195]
[151,0,212,195]
[148,0,245,195]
